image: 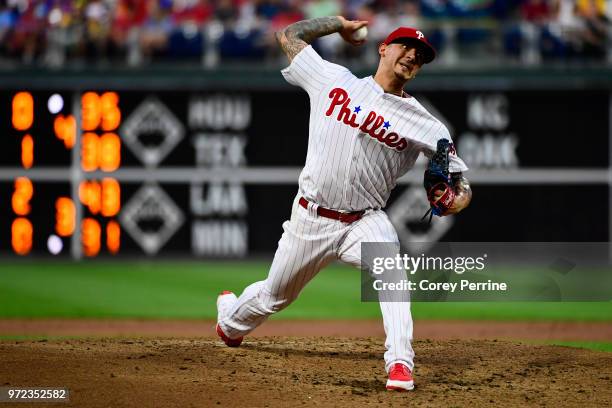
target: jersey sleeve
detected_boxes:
[281,45,349,96]
[399,98,468,173]
[448,147,469,173]
[420,128,469,173]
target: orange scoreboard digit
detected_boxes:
[0,91,123,257]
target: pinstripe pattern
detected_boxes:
[219,199,414,371]
[281,46,468,212]
[219,46,468,375]
[336,211,414,372]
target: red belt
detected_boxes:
[299,197,365,224]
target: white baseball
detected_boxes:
[352,26,368,41]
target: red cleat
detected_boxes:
[386,363,414,391]
[216,291,243,347]
[215,323,243,347]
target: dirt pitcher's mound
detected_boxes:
[1,338,610,407]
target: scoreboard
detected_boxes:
[1,91,122,257]
[1,87,609,258]
[0,89,311,258]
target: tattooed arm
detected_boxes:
[275,16,368,62]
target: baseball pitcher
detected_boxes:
[216,16,472,391]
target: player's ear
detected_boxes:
[378,43,387,57]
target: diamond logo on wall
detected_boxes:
[387,186,454,253]
[120,184,184,254]
[121,97,184,167]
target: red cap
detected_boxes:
[383,27,436,64]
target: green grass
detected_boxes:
[548,341,612,353]
[0,260,610,321]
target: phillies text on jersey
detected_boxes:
[281,45,468,212]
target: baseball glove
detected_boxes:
[422,138,456,222]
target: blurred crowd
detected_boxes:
[0,0,610,67]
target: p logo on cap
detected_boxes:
[383,27,436,64]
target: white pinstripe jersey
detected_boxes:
[281,45,468,212]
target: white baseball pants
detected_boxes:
[218,195,415,372]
